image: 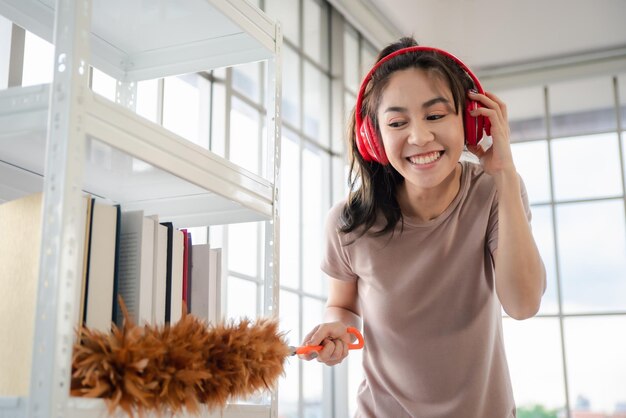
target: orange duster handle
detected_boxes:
[294,327,364,355]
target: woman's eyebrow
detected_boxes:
[383,97,451,114]
[422,96,450,108]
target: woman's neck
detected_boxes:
[397,163,463,222]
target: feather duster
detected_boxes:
[71,299,291,416]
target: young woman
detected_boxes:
[300,37,546,418]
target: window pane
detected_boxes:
[280,131,300,289]
[302,147,328,296]
[226,276,257,319]
[303,62,330,144]
[163,73,210,148]
[348,348,364,417]
[617,74,626,129]
[264,0,300,46]
[550,133,622,201]
[233,61,261,103]
[360,43,377,81]
[564,316,626,415]
[91,67,116,102]
[549,76,616,138]
[210,81,226,158]
[512,140,551,204]
[303,0,329,69]
[278,357,299,418]
[531,205,559,315]
[496,86,546,142]
[343,25,359,93]
[279,290,300,346]
[302,297,324,408]
[228,222,258,277]
[136,78,159,123]
[282,45,301,128]
[230,97,261,176]
[22,31,53,87]
[503,317,566,413]
[556,200,626,313]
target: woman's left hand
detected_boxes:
[466,91,516,178]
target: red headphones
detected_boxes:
[354,46,490,165]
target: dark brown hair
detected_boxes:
[339,37,475,239]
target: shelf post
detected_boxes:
[28,0,92,416]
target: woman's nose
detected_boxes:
[407,122,434,146]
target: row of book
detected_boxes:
[0,192,222,396]
[78,194,222,332]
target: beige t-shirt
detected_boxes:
[322,161,530,418]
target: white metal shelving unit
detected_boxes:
[0,0,282,417]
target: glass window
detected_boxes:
[503,317,566,414]
[302,297,325,416]
[264,0,300,46]
[282,45,301,128]
[280,130,301,290]
[90,67,116,102]
[556,199,626,313]
[278,356,300,418]
[360,42,377,81]
[550,133,622,201]
[163,73,210,147]
[22,31,53,87]
[495,86,546,142]
[303,0,329,69]
[303,61,330,144]
[230,96,261,176]
[343,25,359,93]
[549,76,616,138]
[617,74,626,130]
[530,205,559,315]
[277,289,301,418]
[348,348,364,417]
[210,80,226,158]
[511,140,552,204]
[302,146,329,297]
[226,276,257,319]
[564,316,626,415]
[233,61,261,103]
[227,222,258,277]
[136,78,159,123]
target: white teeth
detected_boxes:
[409,151,442,165]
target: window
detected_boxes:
[497,75,626,416]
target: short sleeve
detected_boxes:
[320,202,358,281]
[487,173,532,255]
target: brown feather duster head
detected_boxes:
[71,300,291,416]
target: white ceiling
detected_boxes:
[364,0,626,72]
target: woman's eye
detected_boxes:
[388,121,406,128]
[426,114,445,121]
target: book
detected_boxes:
[116,210,154,326]
[152,218,168,326]
[75,195,94,327]
[0,193,42,396]
[160,222,174,322]
[181,229,189,314]
[190,245,222,324]
[169,229,185,323]
[84,201,119,332]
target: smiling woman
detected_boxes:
[298,36,546,418]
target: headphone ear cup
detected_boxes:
[464,98,485,146]
[358,116,389,165]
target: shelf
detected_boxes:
[0,397,270,418]
[0,83,274,226]
[67,398,271,418]
[0,0,277,81]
